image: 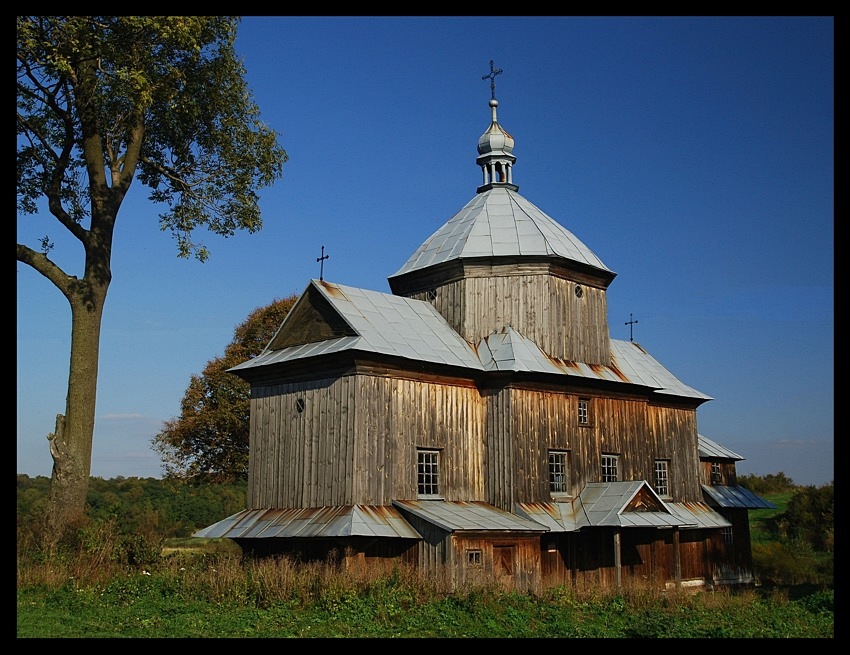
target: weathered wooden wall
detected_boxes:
[408,267,611,365]
[701,460,739,486]
[248,372,702,509]
[539,527,718,590]
[247,374,485,508]
[709,509,756,584]
[485,388,702,510]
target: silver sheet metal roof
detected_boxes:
[701,484,777,510]
[393,499,548,533]
[192,506,422,540]
[665,502,733,528]
[576,481,683,528]
[698,434,745,460]
[516,482,732,531]
[231,281,710,401]
[389,187,612,278]
[231,280,484,373]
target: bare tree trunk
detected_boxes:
[45,288,106,543]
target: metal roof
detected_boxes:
[665,502,733,528]
[516,482,732,531]
[192,506,422,540]
[231,280,484,373]
[610,341,712,400]
[698,434,745,460]
[193,495,735,542]
[393,499,548,533]
[231,281,710,401]
[701,484,777,510]
[389,187,612,278]
[577,481,683,528]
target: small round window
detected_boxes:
[575,285,583,298]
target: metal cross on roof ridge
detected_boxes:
[317,245,329,281]
[625,313,639,342]
[482,59,503,100]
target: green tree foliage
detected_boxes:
[152,295,298,482]
[775,482,834,553]
[17,16,287,539]
[737,472,797,494]
[17,474,248,542]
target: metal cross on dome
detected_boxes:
[482,59,503,100]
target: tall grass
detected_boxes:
[17,513,834,638]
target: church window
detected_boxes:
[602,454,619,482]
[654,459,670,497]
[417,449,441,498]
[578,398,590,426]
[548,450,571,495]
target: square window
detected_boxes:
[711,462,722,484]
[417,449,440,497]
[467,549,483,567]
[601,454,619,482]
[548,450,570,495]
[654,459,670,497]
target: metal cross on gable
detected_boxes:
[316,245,329,281]
[625,313,639,342]
[482,59,503,100]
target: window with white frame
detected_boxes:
[417,449,440,498]
[601,454,619,482]
[578,398,590,426]
[722,526,733,544]
[654,459,670,497]
[548,450,571,495]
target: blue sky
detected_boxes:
[17,16,833,485]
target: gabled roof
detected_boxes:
[576,481,682,527]
[393,500,547,532]
[230,280,484,373]
[516,483,732,531]
[193,506,422,540]
[701,484,777,510]
[231,281,710,401]
[698,434,745,460]
[388,187,612,279]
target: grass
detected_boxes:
[17,491,833,638]
[17,546,833,638]
[748,491,794,544]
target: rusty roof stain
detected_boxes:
[193,505,422,540]
[231,281,711,402]
[516,483,733,531]
[393,499,548,533]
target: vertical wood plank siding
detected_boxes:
[249,374,703,508]
[248,375,485,507]
[410,272,611,366]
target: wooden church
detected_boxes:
[196,64,774,592]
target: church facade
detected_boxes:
[196,68,773,592]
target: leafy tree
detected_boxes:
[17,17,287,540]
[737,472,797,494]
[153,295,298,482]
[775,482,834,553]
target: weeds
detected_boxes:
[17,515,833,638]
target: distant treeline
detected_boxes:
[17,474,248,539]
[18,472,832,550]
[737,471,800,494]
